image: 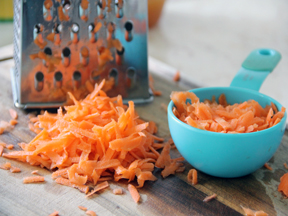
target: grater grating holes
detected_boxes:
[109,68,118,86]
[124,21,133,42]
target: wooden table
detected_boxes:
[0,49,287,216]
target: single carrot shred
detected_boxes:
[264,163,273,171]
[240,206,268,216]
[48,210,59,216]
[55,177,89,194]
[284,163,288,170]
[173,70,180,82]
[9,108,18,120]
[6,144,14,150]
[278,173,288,197]
[113,188,123,195]
[171,92,286,133]
[9,119,18,126]
[10,166,21,173]
[0,145,3,156]
[31,170,39,175]
[86,210,97,216]
[0,162,11,170]
[23,176,45,184]
[128,184,140,203]
[203,193,217,202]
[86,181,109,198]
[78,206,88,211]
[187,169,198,185]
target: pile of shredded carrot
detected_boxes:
[171,91,286,133]
[2,80,182,194]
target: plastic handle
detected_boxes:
[230,48,281,91]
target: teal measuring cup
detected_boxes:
[167,48,286,178]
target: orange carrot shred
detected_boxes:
[31,170,39,175]
[113,188,123,195]
[0,162,11,170]
[240,206,268,216]
[49,210,59,216]
[86,210,97,216]
[187,169,198,185]
[86,181,109,198]
[278,173,288,197]
[9,119,18,126]
[173,70,180,82]
[6,144,14,150]
[0,145,3,156]
[23,176,45,184]
[10,166,21,173]
[78,206,88,211]
[128,184,140,203]
[284,163,288,170]
[9,108,18,120]
[264,163,273,171]
[55,177,89,194]
[203,193,217,202]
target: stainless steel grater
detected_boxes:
[11,0,153,108]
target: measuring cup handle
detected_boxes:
[230,48,281,91]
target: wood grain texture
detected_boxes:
[0,59,287,216]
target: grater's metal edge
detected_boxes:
[10,67,23,108]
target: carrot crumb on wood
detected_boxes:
[264,163,272,171]
[9,108,18,120]
[128,184,140,203]
[0,145,3,156]
[278,173,288,197]
[113,188,123,195]
[49,210,59,216]
[86,210,97,216]
[10,166,21,173]
[78,206,87,211]
[31,170,40,175]
[0,162,11,170]
[203,193,217,202]
[9,119,18,126]
[187,169,198,185]
[173,70,180,82]
[23,176,45,184]
[240,206,268,216]
[6,144,14,150]
[86,181,109,198]
[0,143,6,147]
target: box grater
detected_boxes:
[11,0,153,108]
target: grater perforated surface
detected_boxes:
[11,0,152,108]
